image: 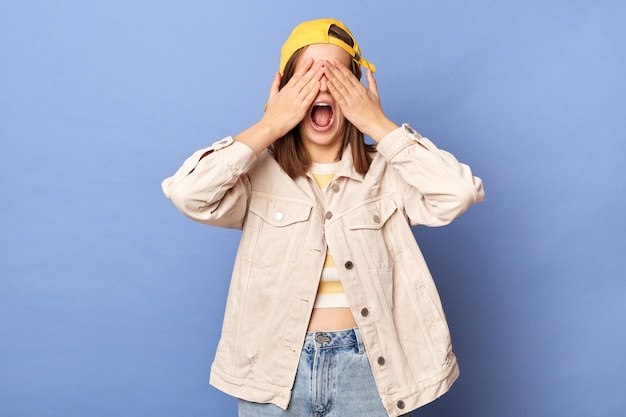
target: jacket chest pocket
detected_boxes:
[343,197,403,271]
[243,196,313,269]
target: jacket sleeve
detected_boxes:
[161,137,257,229]
[376,124,485,227]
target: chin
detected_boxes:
[301,125,342,146]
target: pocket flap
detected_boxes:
[345,198,398,230]
[249,196,313,227]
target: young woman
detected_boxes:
[162,18,484,417]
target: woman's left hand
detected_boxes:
[324,59,398,142]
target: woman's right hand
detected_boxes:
[234,58,324,155]
[262,58,324,137]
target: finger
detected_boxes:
[293,57,314,77]
[287,58,317,88]
[301,60,325,84]
[268,72,281,100]
[326,77,351,110]
[326,61,365,102]
[295,64,325,105]
[325,79,343,105]
[366,69,379,97]
[324,62,350,93]
[288,61,324,102]
[323,61,347,89]
[301,79,322,108]
[328,58,362,89]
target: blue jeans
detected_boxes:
[238,328,411,417]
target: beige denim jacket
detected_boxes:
[162,124,484,416]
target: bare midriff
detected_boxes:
[307,307,357,331]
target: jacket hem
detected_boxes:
[209,366,292,410]
[382,360,460,417]
[209,359,459,417]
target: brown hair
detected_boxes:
[269,24,376,178]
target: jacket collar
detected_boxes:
[306,144,364,182]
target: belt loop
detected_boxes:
[354,327,365,354]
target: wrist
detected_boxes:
[234,122,280,156]
[366,118,399,143]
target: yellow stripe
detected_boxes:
[324,254,335,268]
[317,280,345,294]
[312,173,335,189]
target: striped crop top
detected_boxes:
[311,162,350,309]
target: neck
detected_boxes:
[305,142,343,164]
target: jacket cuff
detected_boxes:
[203,136,257,173]
[376,123,424,161]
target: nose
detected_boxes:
[320,75,329,92]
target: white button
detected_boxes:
[274,211,284,221]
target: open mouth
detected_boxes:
[311,102,334,131]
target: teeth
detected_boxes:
[314,103,330,107]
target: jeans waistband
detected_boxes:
[303,327,364,350]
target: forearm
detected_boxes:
[378,124,485,225]
[161,138,256,228]
[234,120,283,156]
